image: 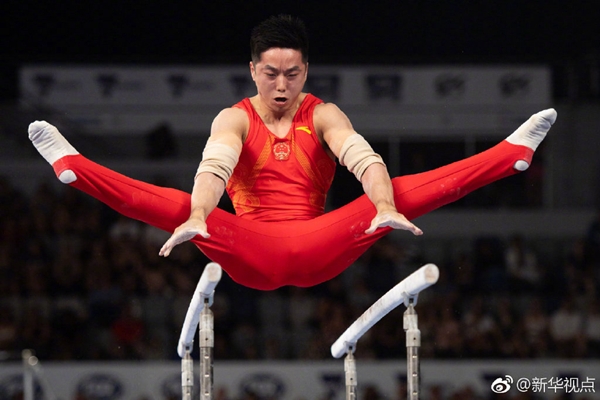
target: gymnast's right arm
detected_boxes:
[159,108,246,257]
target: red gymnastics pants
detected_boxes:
[52,140,533,290]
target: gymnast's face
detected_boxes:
[250,48,308,112]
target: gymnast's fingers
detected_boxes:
[159,226,210,257]
[365,212,423,236]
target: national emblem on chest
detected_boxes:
[273,140,291,161]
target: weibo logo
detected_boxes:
[491,375,513,393]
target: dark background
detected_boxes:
[1,0,599,100]
[1,1,599,367]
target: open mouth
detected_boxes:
[274,97,287,105]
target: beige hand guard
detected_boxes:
[195,141,240,183]
[339,133,385,181]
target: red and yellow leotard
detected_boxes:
[227,94,335,222]
[51,94,535,290]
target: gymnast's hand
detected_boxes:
[365,210,423,236]
[159,217,210,257]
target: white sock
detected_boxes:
[28,121,79,183]
[506,108,556,151]
[505,108,557,170]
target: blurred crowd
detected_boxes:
[0,174,599,363]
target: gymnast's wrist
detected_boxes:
[374,201,397,214]
[189,209,208,222]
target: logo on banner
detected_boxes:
[162,374,200,398]
[239,373,285,398]
[95,73,144,99]
[32,74,56,97]
[320,373,344,399]
[167,74,191,98]
[435,74,466,99]
[0,374,43,400]
[498,73,531,98]
[164,73,215,99]
[77,374,123,400]
[96,74,120,98]
[29,73,79,98]
[230,74,255,98]
[306,75,339,101]
[366,74,402,101]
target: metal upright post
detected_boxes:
[331,265,438,400]
[404,301,421,400]
[344,348,358,400]
[22,349,57,400]
[199,298,214,400]
[181,349,193,400]
[179,263,222,400]
[22,350,34,400]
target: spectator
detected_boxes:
[145,122,178,160]
[434,305,464,358]
[362,384,384,400]
[504,234,541,293]
[549,296,585,357]
[584,209,600,265]
[452,252,477,294]
[0,305,17,351]
[492,296,522,357]
[288,286,317,358]
[18,305,53,359]
[473,236,507,292]
[1,176,599,363]
[584,297,600,357]
[110,299,145,359]
[462,296,499,357]
[521,297,551,357]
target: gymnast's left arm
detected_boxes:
[360,163,422,235]
[315,103,423,236]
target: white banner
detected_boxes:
[0,360,597,400]
[19,65,551,134]
[20,65,550,107]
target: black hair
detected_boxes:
[250,14,309,63]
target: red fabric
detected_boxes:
[227,94,336,222]
[112,318,144,344]
[52,101,533,290]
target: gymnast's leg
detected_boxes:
[27,121,301,290]
[290,109,558,286]
[27,109,556,290]
[28,121,191,233]
[393,108,557,220]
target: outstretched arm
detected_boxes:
[159,173,224,257]
[314,103,422,236]
[159,107,247,256]
[360,162,422,235]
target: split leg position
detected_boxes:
[29,109,556,290]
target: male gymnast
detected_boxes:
[28,15,557,290]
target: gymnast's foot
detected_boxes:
[505,108,557,171]
[28,121,79,183]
